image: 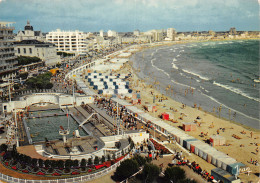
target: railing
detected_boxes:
[0,154,130,183]
[0,89,70,103]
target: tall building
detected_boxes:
[167,28,176,41]
[15,21,44,41]
[46,29,87,55]
[107,30,118,37]
[133,30,140,36]
[0,22,18,80]
[229,27,237,35]
[99,30,104,37]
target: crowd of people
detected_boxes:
[168,151,218,182]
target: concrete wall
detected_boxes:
[2,93,94,112]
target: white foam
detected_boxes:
[171,80,195,89]
[151,58,170,78]
[182,69,210,81]
[200,92,260,122]
[176,55,180,57]
[171,58,178,69]
[213,81,260,103]
[172,63,178,69]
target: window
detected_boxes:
[29,48,32,54]
[23,48,26,54]
[18,48,20,54]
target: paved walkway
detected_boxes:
[151,155,207,183]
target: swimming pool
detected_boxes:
[26,115,88,142]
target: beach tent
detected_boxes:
[210,135,226,146]
[161,113,169,120]
[182,122,197,131]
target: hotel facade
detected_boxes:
[46,29,87,55]
[0,22,18,80]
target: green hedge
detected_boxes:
[17,56,41,66]
[25,72,53,89]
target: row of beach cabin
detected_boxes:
[85,72,133,95]
[111,97,244,178]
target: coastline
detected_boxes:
[131,39,260,130]
[110,40,259,182]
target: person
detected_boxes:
[250,132,253,138]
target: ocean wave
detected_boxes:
[213,81,260,102]
[199,92,260,122]
[172,63,178,69]
[171,80,195,89]
[182,69,210,81]
[151,58,170,78]
[176,55,180,57]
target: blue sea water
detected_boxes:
[132,40,260,129]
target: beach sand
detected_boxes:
[110,45,260,182]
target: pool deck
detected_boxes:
[44,136,98,156]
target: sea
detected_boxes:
[132,40,260,129]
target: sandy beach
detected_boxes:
[106,42,260,182]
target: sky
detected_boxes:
[0,0,259,33]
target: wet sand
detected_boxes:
[112,44,260,182]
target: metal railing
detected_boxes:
[0,154,130,183]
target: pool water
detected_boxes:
[29,109,65,117]
[26,115,88,142]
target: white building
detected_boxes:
[14,40,61,66]
[46,29,87,55]
[133,29,140,36]
[0,22,18,80]
[99,30,104,37]
[15,21,44,42]
[166,28,176,41]
[107,30,118,37]
[144,29,163,42]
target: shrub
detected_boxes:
[101,156,105,163]
[133,154,146,166]
[38,159,44,167]
[88,158,93,165]
[94,156,99,165]
[142,163,160,182]
[113,159,139,182]
[73,160,79,167]
[65,159,73,168]
[164,167,186,183]
[80,159,86,167]
[177,179,197,183]
[57,160,64,169]
[44,160,51,168]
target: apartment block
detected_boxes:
[46,29,87,55]
[0,22,18,80]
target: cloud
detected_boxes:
[0,0,259,32]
